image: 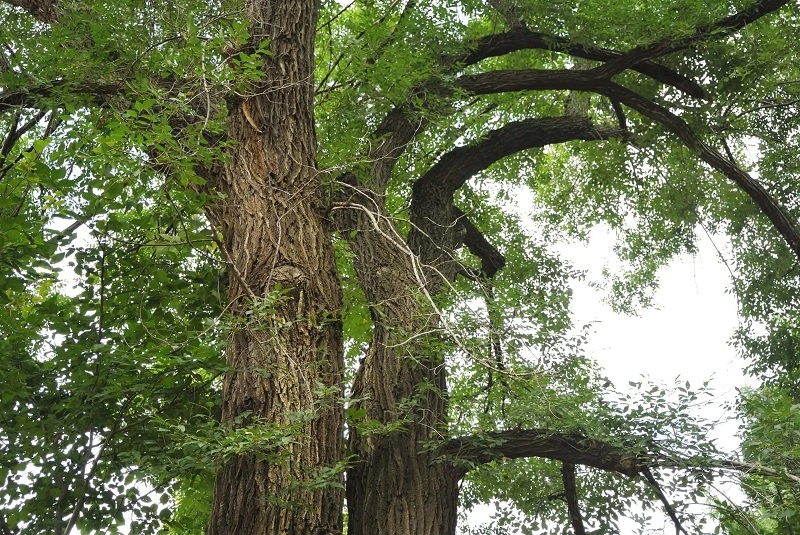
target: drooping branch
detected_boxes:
[642,468,689,535]
[561,462,587,535]
[362,1,717,188]
[599,81,800,261]
[461,27,706,99]
[441,428,644,478]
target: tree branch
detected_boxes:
[457,69,800,263]
[0,80,125,112]
[413,115,626,198]
[599,81,800,262]
[407,115,625,282]
[456,208,506,278]
[461,27,706,99]
[663,458,800,487]
[642,468,689,535]
[592,0,789,77]
[459,68,606,95]
[561,462,587,535]
[441,429,644,478]
[361,0,781,191]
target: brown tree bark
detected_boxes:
[204,0,345,533]
[333,188,461,535]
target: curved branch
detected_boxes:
[600,81,800,261]
[458,69,800,262]
[413,115,626,197]
[407,115,625,282]
[362,0,786,190]
[461,27,706,100]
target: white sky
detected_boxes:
[464,228,755,533]
[564,229,752,428]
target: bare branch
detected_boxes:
[441,429,644,478]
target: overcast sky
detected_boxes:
[464,227,753,533]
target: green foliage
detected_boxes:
[2,0,800,532]
[716,385,800,534]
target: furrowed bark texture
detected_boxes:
[333,189,461,535]
[205,0,344,533]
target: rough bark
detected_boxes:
[204,0,345,533]
[332,187,461,535]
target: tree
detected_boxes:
[717,385,800,534]
[2,0,800,533]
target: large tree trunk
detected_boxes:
[205,0,345,533]
[334,190,461,535]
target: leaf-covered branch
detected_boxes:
[600,81,800,261]
[593,0,790,77]
[458,68,800,262]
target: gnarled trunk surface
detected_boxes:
[205,0,344,533]
[334,189,462,535]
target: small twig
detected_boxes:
[209,231,257,302]
[642,467,689,535]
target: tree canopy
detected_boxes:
[1,0,800,533]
